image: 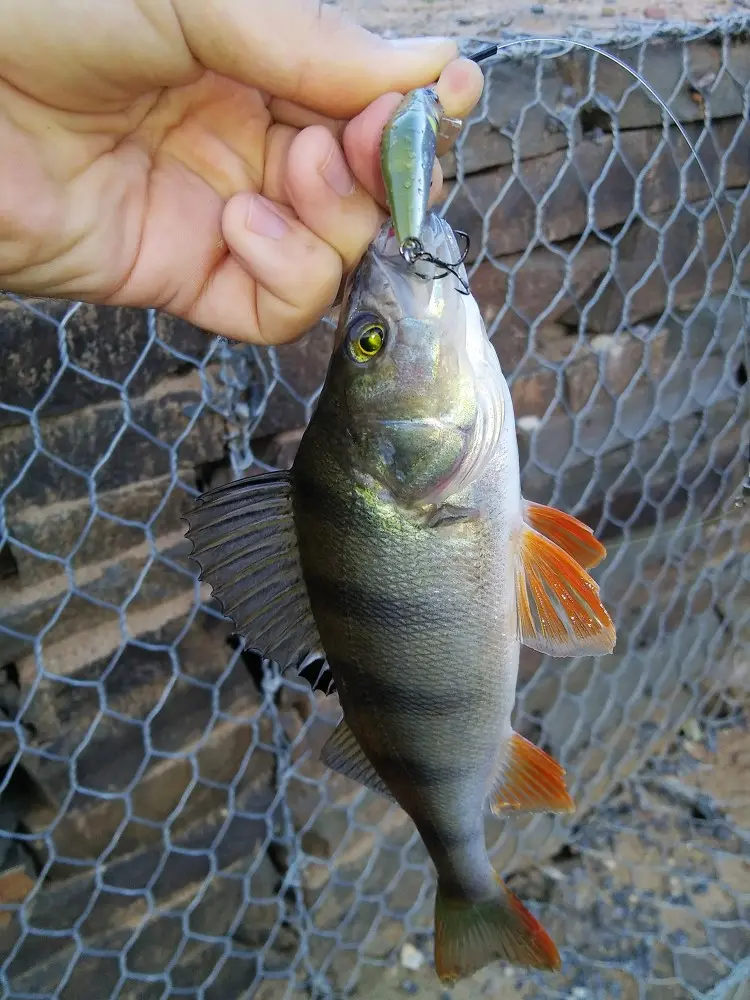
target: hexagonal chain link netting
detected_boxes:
[1,18,749,1000]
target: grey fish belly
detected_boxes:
[309,506,516,896]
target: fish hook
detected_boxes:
[398,229,472,295]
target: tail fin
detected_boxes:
[434,877,561,983]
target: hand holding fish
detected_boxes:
[0,0,483,343]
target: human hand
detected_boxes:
[0,0,484,344]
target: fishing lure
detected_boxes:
[379,44,498,291]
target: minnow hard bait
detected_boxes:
[379,43,498,265]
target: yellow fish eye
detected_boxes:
[348,320,386,363]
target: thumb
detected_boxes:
[172,0,458,117]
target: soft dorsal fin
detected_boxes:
[183,472,328,689]
[515,500,616,658]
[522,499,607,570]
[320,720,398,803]
[490,732,575,816]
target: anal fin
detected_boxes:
[490,732,575,816]
[321,720,397,803]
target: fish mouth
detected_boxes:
[371,215,467,279]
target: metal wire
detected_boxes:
[1,17,749,1000]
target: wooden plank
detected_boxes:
[441,120,749,261]
[441,37,750,178]
[20,612,275,869]
[1,785,276,988]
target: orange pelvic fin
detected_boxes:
[434,875,561,983]
[523,499,607,569]
[490,732,575,816]
[515,505,616,658]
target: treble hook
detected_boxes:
[398,230,472,295]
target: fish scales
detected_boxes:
[291,362,523,901]
[183,212,616,983]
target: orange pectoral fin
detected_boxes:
[515,518,616,658]
[491,732,575,816]
[523,499,607,569]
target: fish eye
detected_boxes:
[346,315,387,364]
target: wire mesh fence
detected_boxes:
[1,15,749,1000]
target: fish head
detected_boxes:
[328,213,506,507]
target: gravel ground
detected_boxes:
[336,0,750,45]
[351,706,750,999]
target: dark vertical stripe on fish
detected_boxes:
[361,748,473,789]
[330,658,477,718]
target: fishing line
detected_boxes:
[455,34,750,555]
[485,35,749,521]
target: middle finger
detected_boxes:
[284,124,385,275]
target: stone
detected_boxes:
[0,370,226,513]
[440,41,750,181]
[441,119,749,262]
[3,467,198,588]
[564,328,670,412]
[563,196,750,333]
[1,791,275,993]
[252,428,305,471]
[0,298,211,429]
[20,611,273,856]
[0,531,201,665]
[510,362,559,419]
[470,238,613,369]
[251,320,335,440]
[400,942,426,971]
[520,393,744,530]
[0,866,36,929]
[662,295,747,360]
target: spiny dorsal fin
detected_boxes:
[320,720,397,803]
[523,499,607,570]
[183,472,326,687]
[515,512,616,658]
[490,732,575,816]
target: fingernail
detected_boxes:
[245,194,289,239]
[390,35,456,51]
[320,144,355,198]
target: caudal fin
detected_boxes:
[434,877,561,983]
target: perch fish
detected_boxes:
[183,212,616,983]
